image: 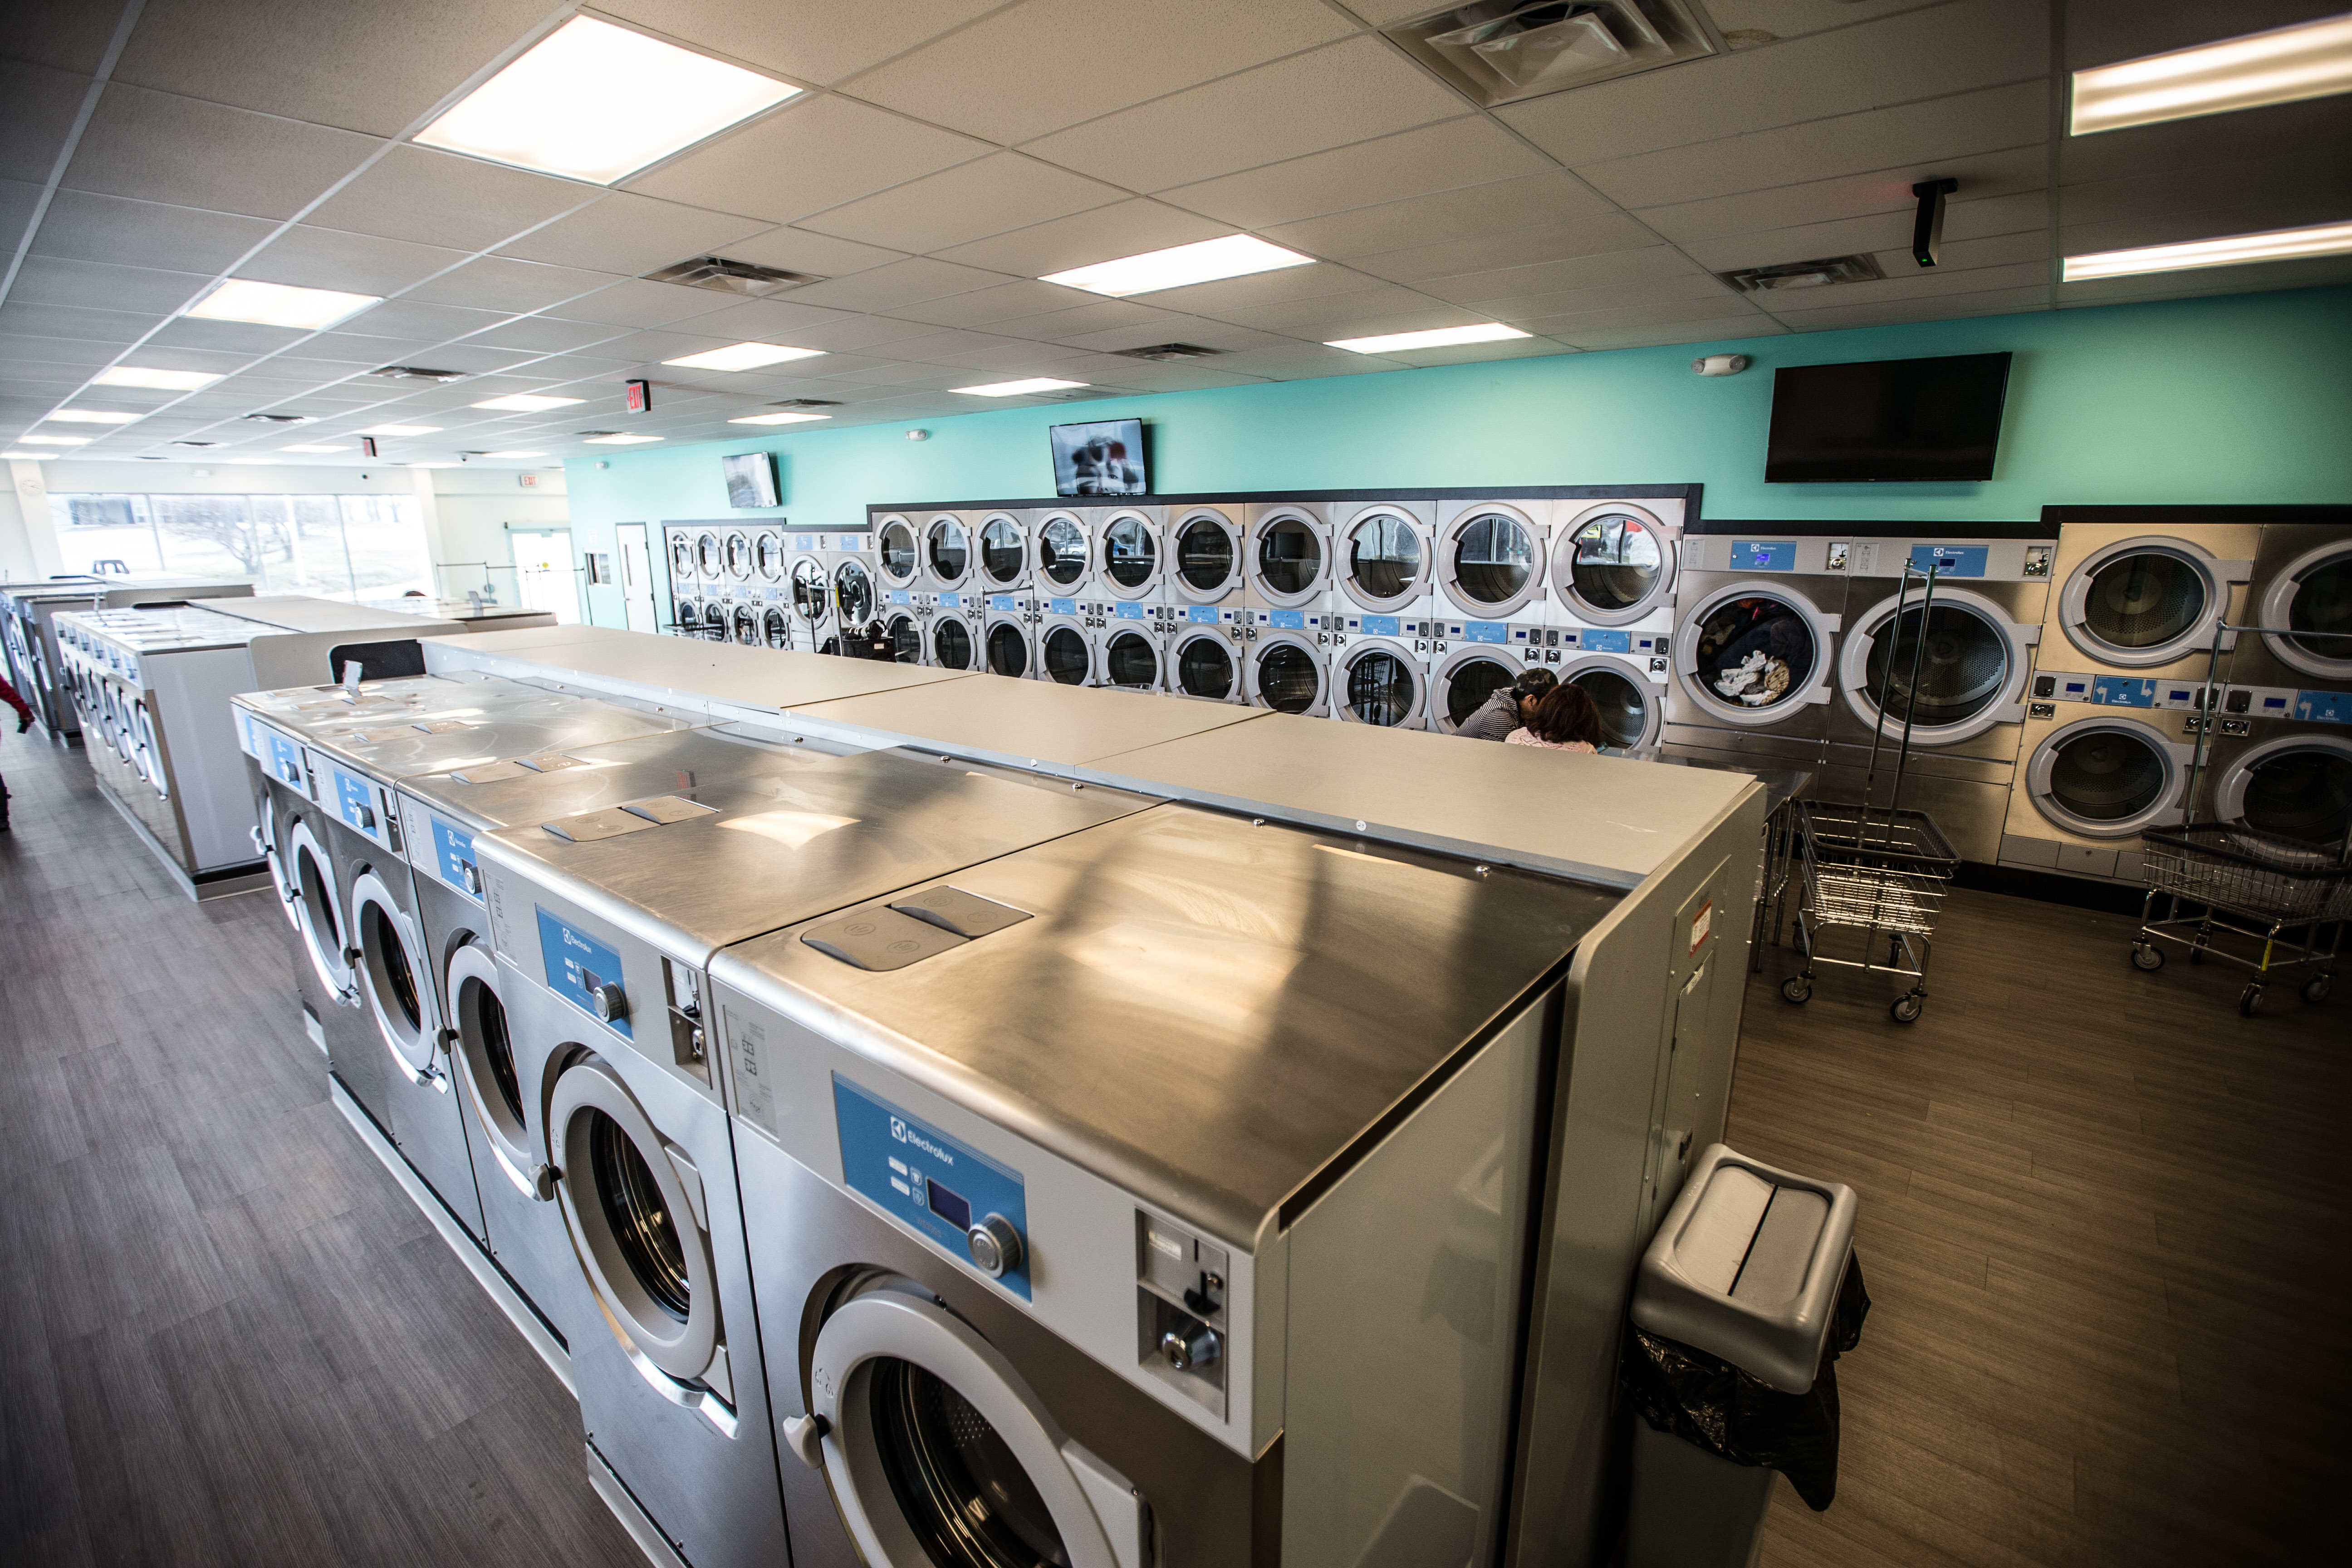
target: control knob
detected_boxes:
[589,980,627,1024]
[965,1214,1022,1278]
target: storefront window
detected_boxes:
[45,492,431,600]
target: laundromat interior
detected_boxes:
[2,3,2349,1566]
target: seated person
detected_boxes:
[1456,667,1557,740]
[1507,682,1606,753]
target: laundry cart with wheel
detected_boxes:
[1779,802,1957,1022]
[2130,825,2348,1015]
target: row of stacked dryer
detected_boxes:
[859,489,1697,741]
[663,523,878,654]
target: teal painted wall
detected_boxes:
[564,286,2352,625]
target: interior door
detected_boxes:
[616,523,657,632]
[511,529,582,624]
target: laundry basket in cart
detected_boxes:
[2131,825,2348,1016]
[1780,802,1958,1023]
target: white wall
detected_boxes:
[423,465,572,602]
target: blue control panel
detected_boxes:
[1185,605,1221,624]
[1462,621,1508,644]
[989,594,1017,613]
[1357,615,1400,637]
[1049,597,1078,616]
[536,907,632,1038]
[1577,628,1632,653]
[1113,601,1146,620]
[794,534,816,550]
[264,730,306,791]
[2301,690,2352,724]
[1266,609,1305,630]
[1909,544,1989,578]
[330,766,382,837]
[835,1076,1030,1300]
[1730,540,1797,572]
[938,592,964,609]
[2091,676,2156,708]
[431,817,480,902]
[885,589,911,605]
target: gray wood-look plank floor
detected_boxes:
[4,732,2342,1567]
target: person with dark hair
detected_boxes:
[1507,681,1606,753]
[1455,666,1557,741]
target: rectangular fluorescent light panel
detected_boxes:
[358,424,442,436]
[48,410,140,424]
[471,393,584,411]
[186,278,382,329]
[1042,235,1314,297]
[1327,323,1533,354]
[2072,13,2352,134]
[662,342,825,372]
[583,433,662,444]
[951,378,1088,397]
[2063,220,2352,280]
[93,366,221,391]
[21,435,92,445]
[727,411,830,425]
[3,451,56,460]
[415,15,799,185]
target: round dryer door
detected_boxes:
[1170,628,1238,701]
[287,817,356,1000]
[551,1057,731,1416]
[1335,639,1426,726]
[932,617,976,671]
[1035,513,1091,592]
[673,598,702,636]
[352,869,439,1085]
[2259,540,2352,681]
[1440,506,1544,619]
[2058,536,2242,668]
[883,612,922,663]
[979,514,1028,589]
[701,603,727,641]
[1433,647,1519,734]
[793,560,831,627]
[670,535,696,582]
[876,517,921,588]
[723,531,753,581]
[1248,635,1325,715]
[733,604,761,646]
[1561,655,1663,750]
[985,617,1030,679]
[1168,509,1242,603]
[763,608,792,650]
[755,530,786,582]
[1101,627,1161,691]
[836,561,877,627]
[1553,504,1676,625]
[1098,511,1160,599]
[1838,587,2034,744]
[1251,509,1330,608]
[695,531,723,579]
[256,790,298,930]
[1338,505,1429,613]
[2215,735,2352,845]
[1674,581,1838,727]
[926,516,972,592]
[808,1279,1138,1568]
[1037,622,1094,686]
[2025,718,2191,838]
[444,942,536,1192]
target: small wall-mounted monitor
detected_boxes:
[722,450,780,509]
[1765,352,2012,482]
[1050,418,1147,496]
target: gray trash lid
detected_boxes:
[1631,1143,1857,1394]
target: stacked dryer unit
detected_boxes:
[1999,517,2262,883]
[2210,517,2352,847]
[1242,500,1340,716]
[1095,505,1169,693]
[1330,498,1438,729]
[1029,505,1101,687]
[1547,499,1685,752]
[968,509,1038,679]
[1664,528,1852,774]
[1162,502,1248,704]
[1430,497,1554,735]
[872,512,927,663]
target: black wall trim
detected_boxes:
[2040,504,2351,524]
[1687,518,2056,539]
[861,483,1705,519]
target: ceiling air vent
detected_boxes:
[244,412,309,424]
[575,430,620,437]
[373,365,468,382]
[1717,254,1887,294]
[643,255,824,296]
[1386,2,1719,106]
[769,398,843,409]
[1111,343,1225,362]
[172,440,219,448]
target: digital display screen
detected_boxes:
[1049,417,1147,496]
[926,1178,971,1231]
[1765,352,2011,483]
[722,450,780,509]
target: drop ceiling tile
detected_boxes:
[303,146,591,254]
[0,302,167,343]
[1198,352,1397,381]
[493,193,773,279]
[2058,92,2350,186]
[987,300,1191,341]
[9,255,213,316]
[0,178,42,257]
[142,317,315,354]
[851,0,1352,145]
[546,278,744,330]
[0,337,120,374]
[796,153,1128,254]
[1575,81,2048,210]
[834,363,980,389]
[405,257,618,315]
[64,84,382,220]
[625,93,991,225]
[1137,261,1380,315]
[1557,315,1794,352]
[340,299,510,343]
[1511,295,1778,338]
[1416,245,1705,305]
[1499,0,2049,168]
[929,342,1095,371]
[1682,189,2049,273]
[2060,155,2352,236]
[1262,172,1619,262]
[1637,145,2050,243]
[881,280,1098,330]
[0,60,89,186]
[1092,364,1269,392]
[658,295,855,341]
[10,1,127,74]
[1156,116,1548,230]
[1053,320,1296,353]
[1706,0,1936,43]
[1026,37,1469,192]
[297,328,436,363]
[866,327,1024,360]
[1210,286,1465,333]
[1374,337,1573,369]
[242,225,472,297]
[1348,213,1665,285]
[503,353,640,380]
[600,0,1004,85]
[785,257,1020,312]
[24,190,283,281]
[1768,283,2051,331]
[1467,270,1740,322]
[765,315,941,353]
[350,341,540,376]
[931,200,1235,279]
[1868,230,2050,275]
[1764,260,2051,318]
[581,328,735,366]
[718,226,910,278]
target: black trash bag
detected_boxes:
[1620,1252,1871,1511]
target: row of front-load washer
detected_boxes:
[232,665,1682,1568]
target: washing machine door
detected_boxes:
[876,516,921,589]
[1440,505,1545,619]
[883,612,923,663]
[670,534,697,583]
[2025,717,2193,838]
[755,529,786,583]
[985,616,1031,679]
[701,603,727,641]
[926,514,972,593]
[2259,540,2352,681]
[1674,580,1840,726]
[1838,586,2036,744]
[673,598,702,636]
[1251,508,1330,609]
[2057,535,2246,668]
[1248,633,1325,715]
[793,559,832,627]
[1433,646,1519,734]
[1553,504,1676,626]
[549,1055,735,1427]
[255,788,299,928]
[733,603,761,646]
[1098,510,1161,600]
[1168,508,1242,603]
[836,560,877,627]
[978,513,1028,590]
[808,1281,1144,1568]
[1100,627,1161,690]
[445,942,537,1193]
[723,530,754,582]
[1561,654,1663,749]
[695,531,723,580]
[1170,627,1237,701]
[1335,638,1426,726]
[351,868,441,1086]
[1036,621,1095,686]
[2214,735,2352,845]
[287,817,357,1000]
[931,616,976,671]
[1035,512,1091,593]
[1338,505,1429,614]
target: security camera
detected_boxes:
[1691,354,1749,377]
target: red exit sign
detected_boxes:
[624,378,651,413]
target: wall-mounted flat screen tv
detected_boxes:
[1050,418,1147,496]
[722,450,779,508]
[1765,352,2012,482]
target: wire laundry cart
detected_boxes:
[1778,560,1960,1023]
[2131,826,2347,1014]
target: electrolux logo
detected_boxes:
[563,928,593,953]
[889,1117,953,1166]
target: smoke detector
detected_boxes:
[1385,2,1720,108]
[643,255,824,296]
[1111,343,1225,362]
[372,365,468,382]
[1717,254,1886,294]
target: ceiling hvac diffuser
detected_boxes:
[372,365,469,382]
[1385,1,1720,107]
[642,255,825,295]
[1716,255,1888,294]
[1110,343,1227,362]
